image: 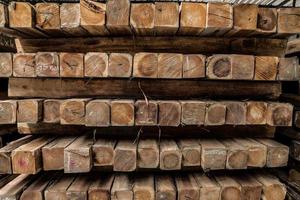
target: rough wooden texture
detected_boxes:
[290,140,300,161]
[254,173,286,200]
[246,101,267,125]
[256,8,277,35]
[225,101,246,125]
[294,111,300,129]
[12,137,54,174]
[111,100,134,126]
[106,0,131,35]
[43,99,61,123]
[60,99,89,125]
[64,135,93,173]
[93,139,116,169]
[199,139,227,170]
[159,140,181,170]
[0,136,32,174]
[135,100,158,126]
[111,174,133,200]
[130,3,155,36]
[154,2,179,35]
[80,0,108,36]
[178,2,206,35]
[175,174,200,200]
[133,52,158,78]
[233,174,262,200]
[205,102,226,126]
[266,103,293,126]
[177,139,201,168]
[42,136,76,171]
[137,139,159,169]
[221,139,248,169]
[277,8,300,35]
[234,138,267,168]
[17,99,42,123]
[45,175,75,200]
[84,52,108,77]
[0,53,12,77]
[254,56,278,80]
[66,175,91,199]
[88,175,114,200]
[13,53,36,77]
[181,101,205,126]
[158,101,181,126]
[278,57,299,81]
[182,54,206,78]
[193,173,221,200]
[0,100,16,124]
[155,175,176,200]
[35,52,59,77]
[158,53,182,79]
[286,38,300,55]
[215,175,241,200]
[114,140,136,172]
[206,55,232,79]
[133,175,155,200]
[85,100,110,127]
[256,139,289,168]
[60,53,84,77]
[108,53,132,78]
[231,55,255,80]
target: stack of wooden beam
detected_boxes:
[0,0,299,199]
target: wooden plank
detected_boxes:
[232,174,262,200]
[278,57,299,81]
[0,53,12,77]
[206,55,232,79]
[12,137,55,174]
[17,99,43,123]
[234,138,267,168]
[277,8,300,36]
[225,101,246,125]
[199,139,227,170]
[43,99,61,123]
[133,52,158,78]
[60,98,90,125]
[8,2,48,38]
[266,103,293,126]
[35,52,59,77]
[130,3,155,36]
[60,52,84,77]
[221,139,248,169]
[85,100,110,127]
[159,139,181,170]
[88,175,114,200]
[0,136,32,174]
[182,54,206,78]
[13,53,36,77]
[111,174,133,200]
[135,100,157,126]
[64,135,93,173]
[181,101,205,126]
[231,55,255,80]
[108,53,132,78]
[133,174,154,200]
[175,174,200,200]
[246,101,267,125]
[45,175,76,200]
[80,0,108,36]
[114,140,136,172]
[92,139,116,169]
[178,2,206,35]
[155,175,176,200]
[193,173,221,200]
[42,136,77,171]
[158,101,181,127]
[255,8,277,35]
[137,139,159,169]
[158,53,182,79]
[60,3,88,36]
[84,52,108,77]
[256,139,289,167]
[214,175,242,200]
[254,173,286,200]
[254,56,278,80]
[66,175,91,199]
[154,2,179,35]
[205,102,226,126]
[111,100,134,126]
[106,0,131,35]
[177,139,201,168]
[0,100,16,124]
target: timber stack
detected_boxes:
[0,0,299,199]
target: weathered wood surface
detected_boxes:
[93,139,116,169]
[111,174,133,200]
[137,139,159,169]
[215,174,241,200]
[133,174,155,200]
[88,174,114,200]
[114,140,136,172]
[155,175,176,200]
[175,174,200,200]
[194,173,221,200]
[159,140,181,170]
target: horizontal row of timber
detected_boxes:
[0,99,293,126]
[0,135,289,174]
[0,1,299,38]
[1,52,299,80]
[0,171,287,200]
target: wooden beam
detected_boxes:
[175,174,200,200]
[17,99,43,123]
[231,55,255,80]
[133,175,155,200]
[154,2,179,35]
[256,8,277,35]
[0,100,16,124]
[246,101,267,125]
[177,139,201,168]
[215,175,242,200]
[137,139,159,169]
[133,52,158,78]
[0,53,12,77]
[135,100,158,126]
[13,53,36,77]
[64,135,93,173]
[85,100,110,127]
[206,55,232,80]
[108,53,132,78]
[155,175,176,200]
[114,140,136,172]
[193,173,221,200]
[225,101,246,125]
[290,140,300,161]
[232,174,262,200]
[60,99,90,125]
[44,175,76,200]
[111,100,134,126]
[111,174,133,200]
[158,101,181,126]
[130,3,155,36]
[278,57,299,81]
[254,56,278,80]
[221,139,248,169]
[205,102,226,126]
[43,99,61,123]
[35,52,59,77]
[266,103,293,126]
[182,54,206,78]
[93,139,116,169]
[84,52,108,77]
[88,175,114,200]
[286,38,300,55]
[159,139,181,170]
[60,52,84,77]
[181,101,205,126]
[277,8,300,37]
[66,175,91,199]
[158,53,182,79]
